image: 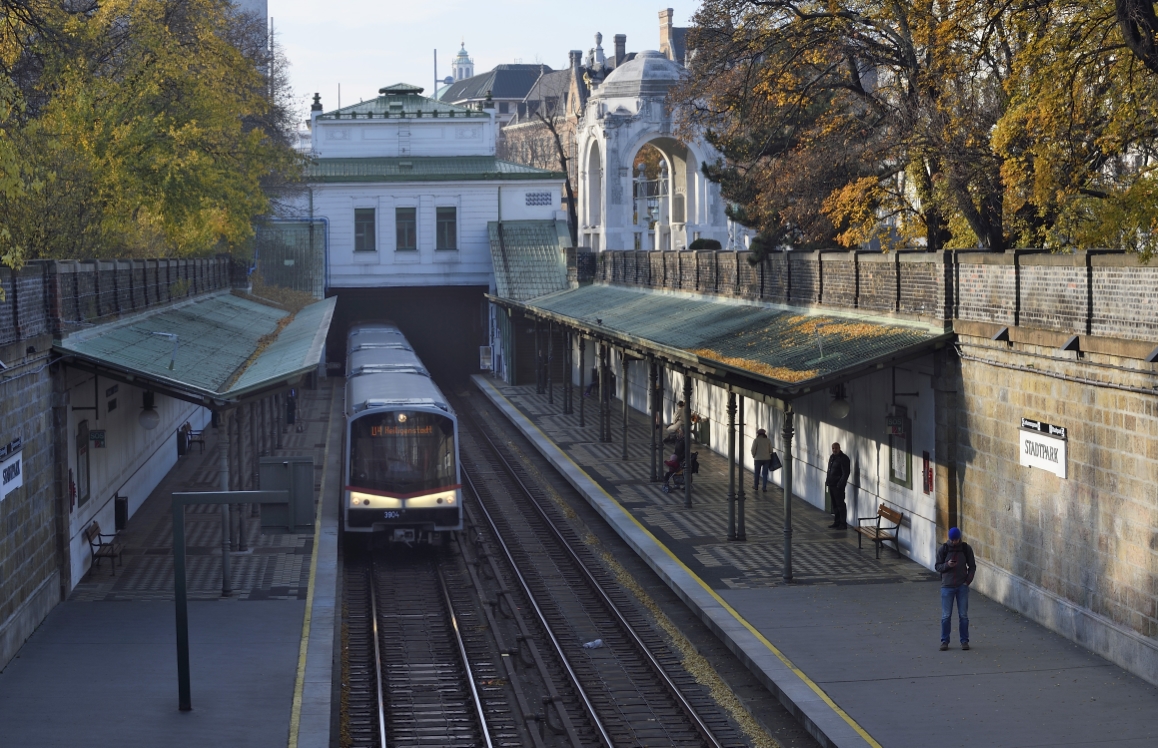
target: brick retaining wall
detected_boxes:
[595,248,1158,341]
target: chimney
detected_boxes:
[614,34,626,68]
[659,8,674,58]
[569,50,583,70]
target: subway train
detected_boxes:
[343,323,461,540]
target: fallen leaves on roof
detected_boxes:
[689,348,818,383]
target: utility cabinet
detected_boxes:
[259,457,316,533]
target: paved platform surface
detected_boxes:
[0,380,341,748]
[476,376,1158,748]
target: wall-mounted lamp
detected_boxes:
[139,391,160,430]
[828,384,850,420]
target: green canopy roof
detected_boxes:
[492,284,951,396]
[307,156,562,183]
[488,220,570,301]
[55,293,335,406]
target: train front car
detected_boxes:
[344,324,461,542]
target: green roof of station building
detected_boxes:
[307,156,563,183]
[318,83,489,120]
[488,220,571,301]
[56,292,335,406]
[495,284,951,395]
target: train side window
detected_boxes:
[354,208,376,252]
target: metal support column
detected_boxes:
[563,331,572,414]
[682,375,693,508]
[736,397,746,541]
[727,392,736,541]
[217,409,233,596]
[782,404,795,582]
[601,344,610,442]
[649,359,659,481]
[534,320,543,394]
[547,322,554,405]
[578,339,586,427]
[621,353,629,460]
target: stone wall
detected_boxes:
[0,257,232,670]
[596,248,1158,342]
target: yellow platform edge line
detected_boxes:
[484,379,882,748]
[288,382,339,748]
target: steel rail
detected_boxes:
[470,420,728,748]
[367,561,389,748]
[461,469,616,748]
[436,565,495,748]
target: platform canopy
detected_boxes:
[489,284,953,402]
[55,292,335,408]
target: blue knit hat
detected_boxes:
[948,527,961,541]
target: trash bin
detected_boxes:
[176,429,188,457]
[114,494,128,531]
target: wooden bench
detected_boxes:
[854,504,903,558]
[84,522,124,575]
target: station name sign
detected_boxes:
[1019,418,1066,479]
[1,437,23,499]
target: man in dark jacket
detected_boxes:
[935,527,976,650]
[826,442,851,529]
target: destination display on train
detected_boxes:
[370,424,434,437]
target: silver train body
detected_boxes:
[343,323,462,538]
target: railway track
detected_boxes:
[455,393,745,748]
[341,390,747,748]
[344,547,502,748]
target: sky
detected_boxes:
[269,0,696,121]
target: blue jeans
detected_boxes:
[941,585,970,644]
[753,460,770,490]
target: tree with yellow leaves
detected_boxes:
[0,0,301,269]
[680,0,1158,257]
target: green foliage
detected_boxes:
[688,238,723,250]
[0,0,302,271]
[678,0,1158,256]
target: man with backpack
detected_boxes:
[935,527,976,650]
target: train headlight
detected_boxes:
[349,491,402,509]
[396,413,408,423]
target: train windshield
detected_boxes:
[349,412,456,494]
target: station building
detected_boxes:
[284,83,566,379]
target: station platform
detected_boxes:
[0,379,342,748]
[474,375,1158,748]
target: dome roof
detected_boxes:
[595,50,684,99]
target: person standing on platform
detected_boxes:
[665,400,687,438]
[750,428,773,492]
[826,442,851,529]
[935,527,976,650]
